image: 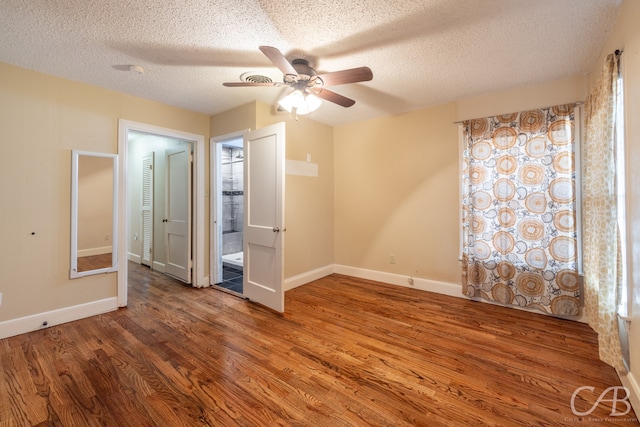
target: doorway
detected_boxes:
[211,133,245,294]
[127,134,193,282]
[117,120,206,308]
[210,123,285,313]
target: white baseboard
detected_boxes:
[127,252,141,263]
[284,265,334,291]
[152,261,166,273]
[127,253,165,274]
[78,246,112,257]
[619,370,640,421]
[332,264,462,297]
[0,297,118,340]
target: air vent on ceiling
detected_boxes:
[241,72,273,84]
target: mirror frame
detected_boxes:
[70,150,119,278]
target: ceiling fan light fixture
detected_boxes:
[278,90,322,115]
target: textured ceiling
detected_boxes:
[0,0,621,126]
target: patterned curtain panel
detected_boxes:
[461,104,580,316]
[583,52,625,372]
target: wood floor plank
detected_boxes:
[0,263,637,426]
[1,347,48,426]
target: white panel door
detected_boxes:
[165,146,192,283]
[243,122,285,312]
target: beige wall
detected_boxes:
[456,75,587,121]
[334,103,460,284]
[591,0,640,411]
[210,102,257,136]
[0,62,209,322]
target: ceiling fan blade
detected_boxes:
[315,88,356,108]
[315,67,373,87]
[259,46,298,77]
[223,82,282,87]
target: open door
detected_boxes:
[164,146,192,283]
[243,122,285,312]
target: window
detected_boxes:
[460,104,581,317]
[615,55,629,320]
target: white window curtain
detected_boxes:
[461,104,580,316]
[583,51,626,372]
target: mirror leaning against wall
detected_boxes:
[70,150,119,278]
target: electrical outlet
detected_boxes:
[104,234,109,241]
[407,277,414,286]
[389,254,396,264]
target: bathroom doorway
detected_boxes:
[211,132,245,294]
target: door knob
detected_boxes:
[162,219,168,223]
[273,227,280,232]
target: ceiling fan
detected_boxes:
[223,46,373,115]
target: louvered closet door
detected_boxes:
[141,152,154,267]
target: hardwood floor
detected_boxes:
[1,263,637,426]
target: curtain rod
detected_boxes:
[453,101,584,125]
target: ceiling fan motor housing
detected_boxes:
[284,59,321,89]
[291,59,316,78]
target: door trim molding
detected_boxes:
[117,120,206,307]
